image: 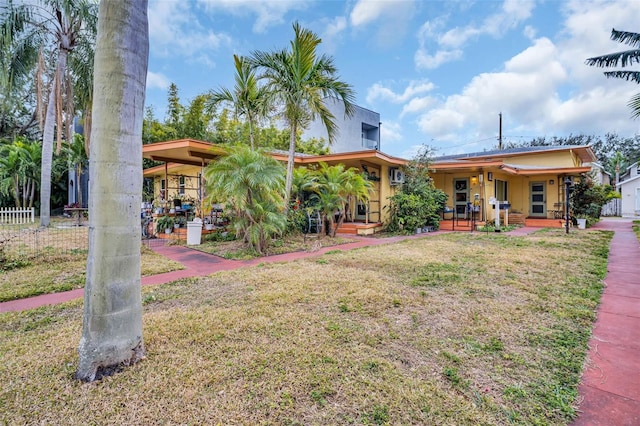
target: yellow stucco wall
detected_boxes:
[432,170,567,219]
[506,151,578,167]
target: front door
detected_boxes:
[530,182,546,217]
[454,179,469,218]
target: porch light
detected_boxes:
[470,176,478,185]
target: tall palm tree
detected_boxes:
[0,2,39,140]
[203,145,287,254]
[249,22,355,208]
[3,0,98,226]
[76,0,148,382]
[608,151,626,189]
[207,54,272,150]
[586,29,640,118]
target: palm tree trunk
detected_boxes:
[39,52,67,227]
[76,0,148,382]
[284,122,297,212]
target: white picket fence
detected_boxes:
[601,199,622,217]
[0,207,35,224]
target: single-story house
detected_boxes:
[618,162,640,217]
[429,145,596,228]
[142,139,407,235]
[142,140,597,233]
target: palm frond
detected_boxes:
[585,49,640,68]
[603,70,640,84]
[628,92,640,119]
[611,28,640,48]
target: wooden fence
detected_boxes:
[0,207,35,224]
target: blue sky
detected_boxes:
[146,0,640,158]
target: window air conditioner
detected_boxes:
[390,168,405,184]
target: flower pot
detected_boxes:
[577,218,587,229]
[164,228,172,234]
[205,224,214,231]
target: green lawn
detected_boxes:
[0,229,611,425]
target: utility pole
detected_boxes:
[498,112,503,150]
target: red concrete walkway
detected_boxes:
[0,231,443,313]
[573,217,640,426]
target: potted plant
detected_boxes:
[156,215,174,234]
[175,216,186,229]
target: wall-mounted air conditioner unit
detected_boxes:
[390,168,405,184]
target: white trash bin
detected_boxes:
[577,218,587,230]
[186,217,203,245]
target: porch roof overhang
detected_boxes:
[142,139,227,167]
[270,149,408,167]
[429,160,592,176]
[142,140,408,177]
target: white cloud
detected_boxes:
[414,48,462,70]
[320,16,348,52]
[380,120,403,144]
[400,97,434,117]
[146,71,171,90]
[414,0,640,154]
[415,0,535,70]
[195,0,307,33]
[349,0,416,47]
[148,0,232,66]
[366,80,435,104]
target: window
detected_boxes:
[495,179,508,201]
[179,176,185,195]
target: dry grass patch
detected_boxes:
[0,244,183,302]
[0,229,611,425]
[194,232,356,259]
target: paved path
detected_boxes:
[0,230,447,313]
[573,217,640,426]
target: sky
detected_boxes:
[145,0,640,158]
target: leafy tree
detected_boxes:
[76,0,148,382]
[570,173,618,223]
[586,29,640,118]
[165,82,182,136]
[182,94,214,140]
[0,137,40,208]
[203,145,287,254]
[249,21,355,209]
[9,0,98,226]
[608,151,626,188]
[386,146,447,233]
[207,54,272,149]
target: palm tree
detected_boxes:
[608,151,626,189]
[76,0,148,382]
[3,0,98,226]
[207,55,272,150]
[203,145,287,254]
[311,162,373,237]
[249,22,356,208]
[0,138,41,208]
[0,3,39,140]
[586,29,640,118]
